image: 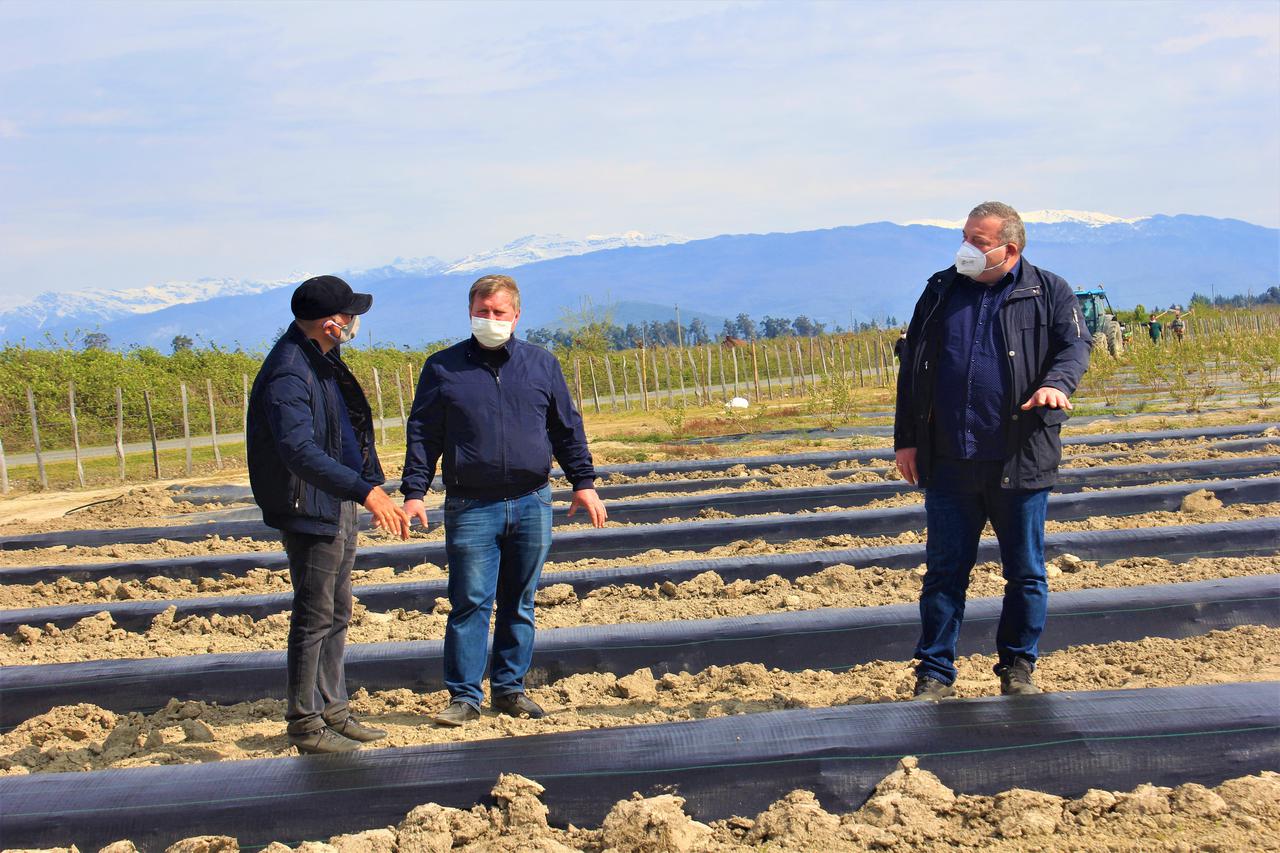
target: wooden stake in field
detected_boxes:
[206,379,223,470]
[636,352,649,411]
[587,357,602,414]
[717,345,728,398]
[395,367,408,437]
[603,355,618,412]
[0,436,9,495]
[115,387,126,481]
[143,389,160,479]
[371,367,387,444]
[747,340,757,399]
[180,382,193,475]
[242,374,249,440]
[619,355,631,411]
[731,347,741,397]
[26,385,47,488]
[573,359,585,413]
[68,381,86,487]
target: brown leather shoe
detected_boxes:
[289,728,361,755]
[492,692,546,719]
[433,701,480,727]
[330,717,387,742]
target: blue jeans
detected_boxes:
[442,484,554,709]
[282,500,357,735]
[916,459,1050,685]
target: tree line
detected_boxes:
[525,312,903,352]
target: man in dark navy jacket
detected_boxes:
[894,202,1092,700]
[247,275,410,754]
[402,274,607,726]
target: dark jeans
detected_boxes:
[282,500,357,735]
[442,484,554,709]
[916,459,1050,685]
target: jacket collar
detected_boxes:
[466,334,516,362]
[285,321,338,377]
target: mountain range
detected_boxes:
[3,213,1275,350]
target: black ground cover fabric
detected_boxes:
[3,477,1276,586]
[2,574,1275,729]
[1,682,1275,852]
[3,518,1275,634]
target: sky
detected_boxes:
[1,0,1277,300]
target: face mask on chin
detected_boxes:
[471,315,514,348]
[955,241,1009,279]
[324,315,360,344]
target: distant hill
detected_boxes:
[4,213,1275,350]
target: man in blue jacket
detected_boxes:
[894,202,1091,700]
[402,274,607,726]
[247,275,410,753]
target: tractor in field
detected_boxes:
[1075,286,1126,356]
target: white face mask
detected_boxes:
[324,315,360,344]
[955,241,1008,279]
[471,315,514,348]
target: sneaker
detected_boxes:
[492,692,546,719]
[289,728,362,755]
[329,717,387,743]
[998,658,1042,696]
[433,700,480,727]
[911,674,956,701]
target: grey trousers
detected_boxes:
[282,501,357,735]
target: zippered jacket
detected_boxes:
[894,261,1092,490]
[400,336,596,501]
[246,324,384,535]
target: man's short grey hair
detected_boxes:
[468,274,521,313]
[968,201,1026,250]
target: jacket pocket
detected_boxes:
[1037,407,1071,427]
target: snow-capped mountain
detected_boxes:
[443,231,688,274]
[0,276,300,341]
[904,209,1146,229]
[0,232,687,342]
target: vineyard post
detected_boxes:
[26,386,47,488]
[761,344,774,399]
[662,349,674,404]
[705,346,715,402]
[674,349,687,402]
[69,381,85,487]
[372,367,387,444]
[603,354,618,412]
[685,348,702,404]
[650,349,661,407]
[619,355,631,411]
[750,343,761,401]
[395,367,408,438]
[206,378,223,470]
[587,358,601,414]
[143,390,160,479]
[115,387,126,480]
[180,382,193,475]
[717,345,728,398]
[784,342,796,394]
[795,340,806,392]
[242,374,249,439]
[573,359,584,413]
[636,353,649,411]
[0,437,7,494]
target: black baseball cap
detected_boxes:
[291,275,373,320]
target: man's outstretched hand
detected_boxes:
[1020,386,1072,411]
[364,488,410,539]
[568,488,608,528]
[402,498,430,531]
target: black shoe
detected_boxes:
[492,692,546,719]
[911,674,956,701]
[998,658,1041,696]
[329,717,387,743]
[289,728,362,755]
[433,700,480,727]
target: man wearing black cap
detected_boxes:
[247,275,410,754]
